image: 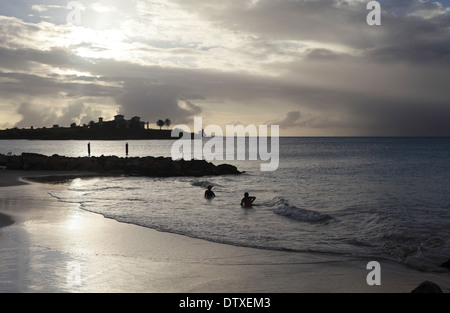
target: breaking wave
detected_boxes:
[266,197,333,223]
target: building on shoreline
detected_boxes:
[0,116,175,140]
[92,115,148,130]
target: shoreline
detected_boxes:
[1,170,449,293]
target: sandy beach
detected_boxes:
[0,170,448,293]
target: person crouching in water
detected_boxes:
[205,185,215,199]
[241,192,256,207]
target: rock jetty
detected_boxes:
[0,153,241,177]
[441,259,450,269]
[410,281,443,293]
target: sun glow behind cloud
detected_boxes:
[58,0,304,76]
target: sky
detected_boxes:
[0,0,450,136]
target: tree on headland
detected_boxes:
[156,119,165,130]
[164,119,171,129]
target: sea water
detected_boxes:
[1,137,449,272]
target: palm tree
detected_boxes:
[156,119,165,130]
[164,118,171,129]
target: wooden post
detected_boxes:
[126,142,129,156]
[88,142,91,156]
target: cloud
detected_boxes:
[115,78,203,124]
[266,111,302,129]
[14,100,105,128]
[172,0,382,49]
[15,102,58,128]
[31,5,65,13]
[1,1,450,136]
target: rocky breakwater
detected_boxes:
[0,153,241,177]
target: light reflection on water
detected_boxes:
[0,139,175,158]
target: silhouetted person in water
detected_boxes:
[241,192,256,207]
[204,185,215,199]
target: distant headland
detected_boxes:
[0,115,178,140]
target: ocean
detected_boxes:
[1,137,450,272]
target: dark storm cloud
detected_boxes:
[346,97,450,136]
[165,0,450,135]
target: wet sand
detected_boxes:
[1,170,448,293]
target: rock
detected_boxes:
[217,163,240,175]
[48,155,66,171]
[76,157,98,171]
[411,281,443,293]
[5,155,23,170]
[441,259,450,269]
[0,154,7,166]
[22,153,49,170]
